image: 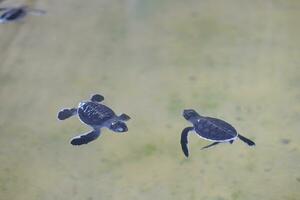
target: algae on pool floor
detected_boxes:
[0,0,299,200]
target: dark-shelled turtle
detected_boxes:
[0,5,45,23]
[181,109,255,157]
[58,94,130,145]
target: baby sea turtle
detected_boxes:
[58,94,130,146]
[0,5,45,24]
[181,109,255,157]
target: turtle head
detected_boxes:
[183,109,201,122]
[110,121,128,133]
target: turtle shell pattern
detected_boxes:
[78,102,115,126]
[194,117,238,141]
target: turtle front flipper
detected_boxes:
[70,128,101,145]
[118,113,130,121]
[180,127,194,158]
[238,134,255,146]
[201,142,220,150]
[58,108,77,120]
[90,94,104,102]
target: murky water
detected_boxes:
[0,0,299,199]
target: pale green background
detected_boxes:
[0,0,299,199]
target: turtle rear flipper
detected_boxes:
[118,113,130,121]
[58,108,77,120]
[201,142,220,150]
[26,8,46,16]
[238,134,255,146]
[70,129,100,145]
[90,94,104,102]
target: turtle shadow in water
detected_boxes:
[280,138,290,145]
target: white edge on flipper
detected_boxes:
[184,135,190,159]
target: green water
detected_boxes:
[0,0,299,199]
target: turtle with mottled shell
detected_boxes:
[58,94,130,145]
